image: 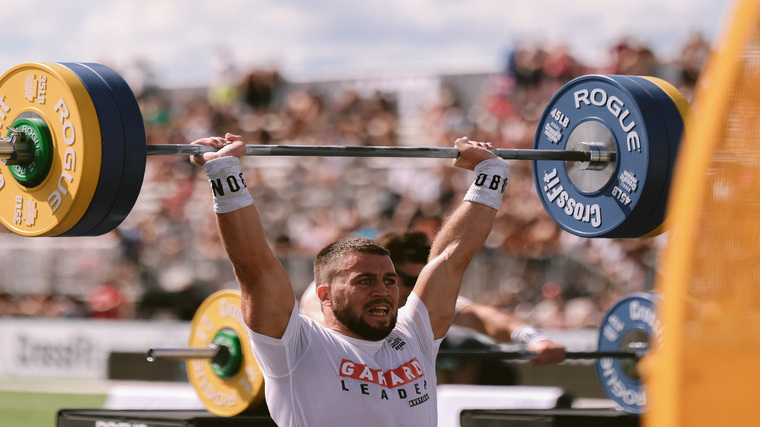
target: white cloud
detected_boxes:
[0,0,731,87]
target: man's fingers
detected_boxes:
[189,135,246,166]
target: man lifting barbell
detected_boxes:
[0,61,670,418]
[190,133,511,426]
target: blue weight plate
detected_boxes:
[55,62,126,237]
[595,292,660,414]
[601,75,672,238]
[76,63,146,236]
[533,75,666,238]
[612,76,686,238]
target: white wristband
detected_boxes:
[203,156,254,214]
[464,157,510,210]
[511,325,550,346]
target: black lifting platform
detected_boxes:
[57,409,277,427]
[461,408,640,427]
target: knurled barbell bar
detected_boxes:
[0,137,615,167]
[0,62,690,238]
[140,142,614,164]
[145,291,659,416]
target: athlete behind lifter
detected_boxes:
[300,229,567,370]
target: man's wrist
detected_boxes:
[203,156,254,213]
[511,325,550,346]
[463,157,510,210]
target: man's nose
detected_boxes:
[370,280,391,296]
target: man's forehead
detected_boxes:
[339,252,395,274]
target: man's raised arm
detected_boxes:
[414,137,509,339]
[190,133,295,338]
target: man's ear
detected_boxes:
[317,284,331,307]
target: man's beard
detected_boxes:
[332,297,397,341]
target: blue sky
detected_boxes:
[0,0,733,88]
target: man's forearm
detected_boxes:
[192,137,295,339]
[453,303,525,343]
[429,201,497,272]
[216,205,295,338]
[415,139,509,338]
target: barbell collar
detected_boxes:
[0,127,33,164]
[145,144,615,164]
[577,141,614,170]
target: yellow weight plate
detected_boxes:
[0,62,102,236]
[640,77,693,123]
[187,290,265,417]
[637,76,694,238]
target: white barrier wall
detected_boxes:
[0,319,191,379]
[0,318,598,382]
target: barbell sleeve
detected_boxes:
[145,144,615,163]
[0,137,17,160]
[147,345,221,362]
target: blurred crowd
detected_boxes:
[0,34,711,330]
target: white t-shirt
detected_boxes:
[247,292,443,427]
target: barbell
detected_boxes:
[0,62,690,238]
[146,291,659,416]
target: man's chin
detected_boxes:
[364,317,391,329]
[332,305,397,340]
[354,318,396,341]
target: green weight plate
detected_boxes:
[5,117,54,187]
[210,328,244,378]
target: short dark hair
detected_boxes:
[314,237,390,286]
[376,230,430,265]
